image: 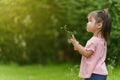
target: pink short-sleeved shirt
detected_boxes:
[79,36,108,78]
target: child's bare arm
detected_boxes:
[70,35,93,58]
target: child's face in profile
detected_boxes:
[86,16,97,33]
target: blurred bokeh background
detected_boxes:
[0,0,120,66]
[0,0,120,80]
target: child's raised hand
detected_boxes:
[70,35,79,50]
[71,35,78,44]
[67,34,75,44]
[67,39,72,44]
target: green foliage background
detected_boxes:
[0,0,120,65]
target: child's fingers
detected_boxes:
[68,39,72,44]
[72,34,75,39]
[72,34,77,41]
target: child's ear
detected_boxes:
[97,22,102,28]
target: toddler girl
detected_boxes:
[70,9,112,80]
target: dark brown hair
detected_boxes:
[88,9,112,41]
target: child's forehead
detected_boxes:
[87,11,97,19]
[87,15,95,20]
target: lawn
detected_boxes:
[0,63,119,80]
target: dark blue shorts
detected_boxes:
[85,74,107,80]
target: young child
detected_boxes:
[70,9,111,80]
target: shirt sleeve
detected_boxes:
[85,41,96,53]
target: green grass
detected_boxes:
[0,63,72,80]
[107,65,120,80]
[0,63,119,80]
